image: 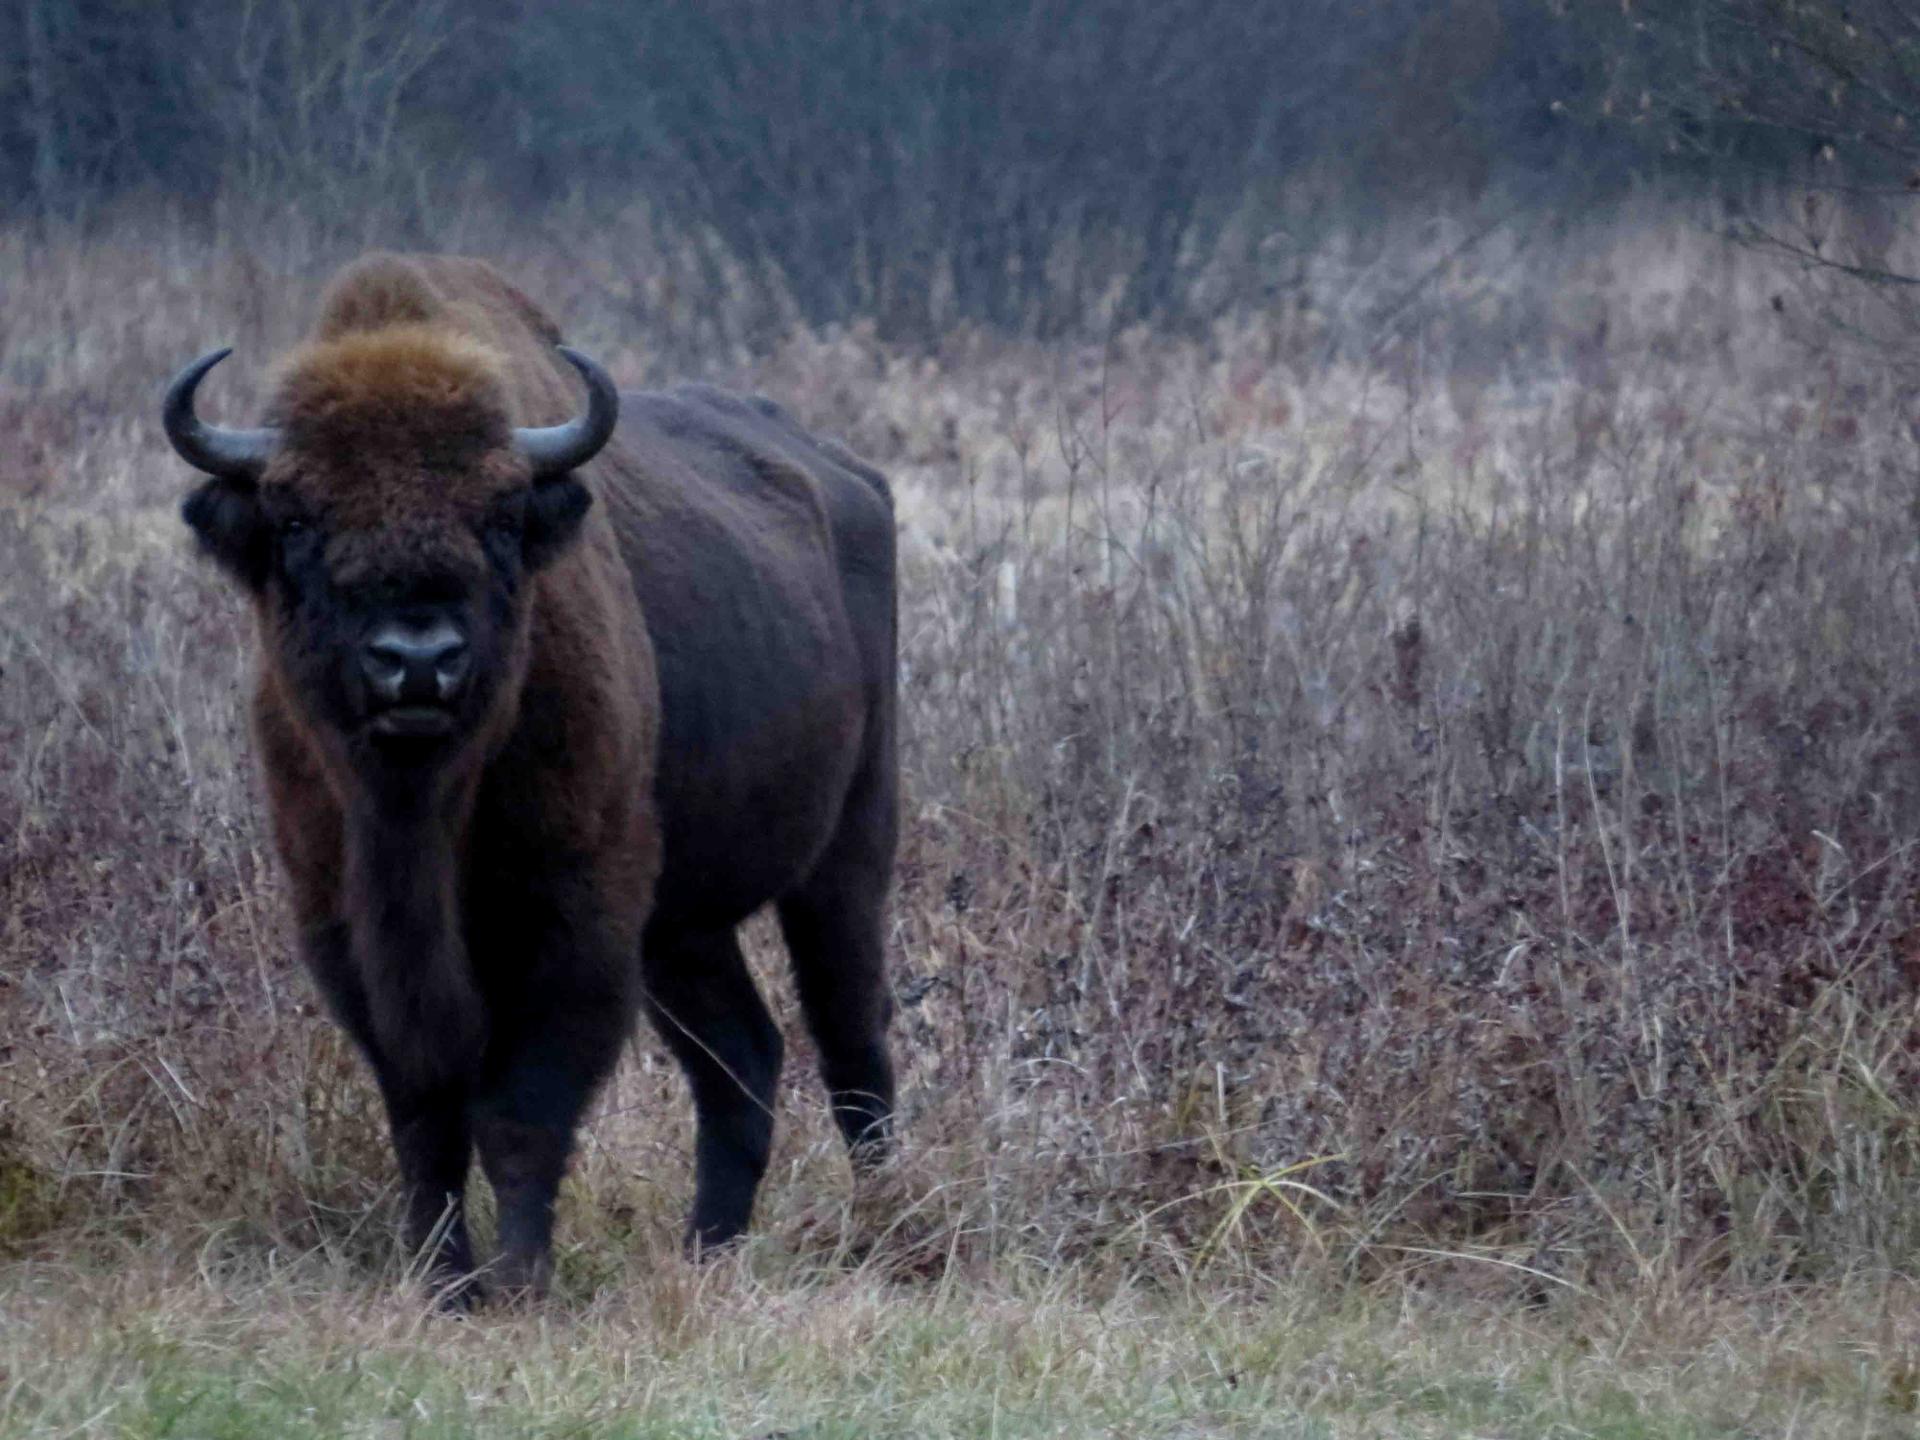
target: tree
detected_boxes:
[1574,4,1912,330]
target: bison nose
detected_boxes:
[361,620,471,706]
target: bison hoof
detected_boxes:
[428,1272,486,1316]
[683,1225,751,1263]
[486,1253,554,1306]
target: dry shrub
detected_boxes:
[2,202,1917,1294]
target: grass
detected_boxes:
[4,1246,1918,1437]
[3,193,1920,1434]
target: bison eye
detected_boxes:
[480,507,526,572]
[274,515,321,574]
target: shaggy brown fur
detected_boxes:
[182,253,898,1300]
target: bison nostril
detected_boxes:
[363,621,469,707]
[361,645,408,703]
[433,642,471,700]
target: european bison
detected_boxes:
[163,254,898,1299]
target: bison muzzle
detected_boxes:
[162,255,899,1301]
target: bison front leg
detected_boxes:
[298,919,478,1298]
[385,1086,478,1294]
[468,970,632,1300]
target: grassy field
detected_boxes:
[3,200,1919,1435]
[4,1248,1918,1437]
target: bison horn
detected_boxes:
[514,346,619,480]
[162,349,279,483]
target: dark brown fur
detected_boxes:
[200,254,898,1298]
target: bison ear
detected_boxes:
[522,476,592,570]
[182,478,269,589]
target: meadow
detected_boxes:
[2,200,1918,1436]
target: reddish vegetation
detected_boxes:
[2,212,1917,1290]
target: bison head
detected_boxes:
[164,329,616,772]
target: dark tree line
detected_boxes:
[3,1,1908,334]
[1632,1,1920,275]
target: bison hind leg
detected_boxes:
[642,925,784,1254]
[776,871,896,1169]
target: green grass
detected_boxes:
[2,1246,1916,1438]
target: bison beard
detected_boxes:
[165,253,900,1303]
[343,801,484,1091]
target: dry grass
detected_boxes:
[3,198,1919,1434]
